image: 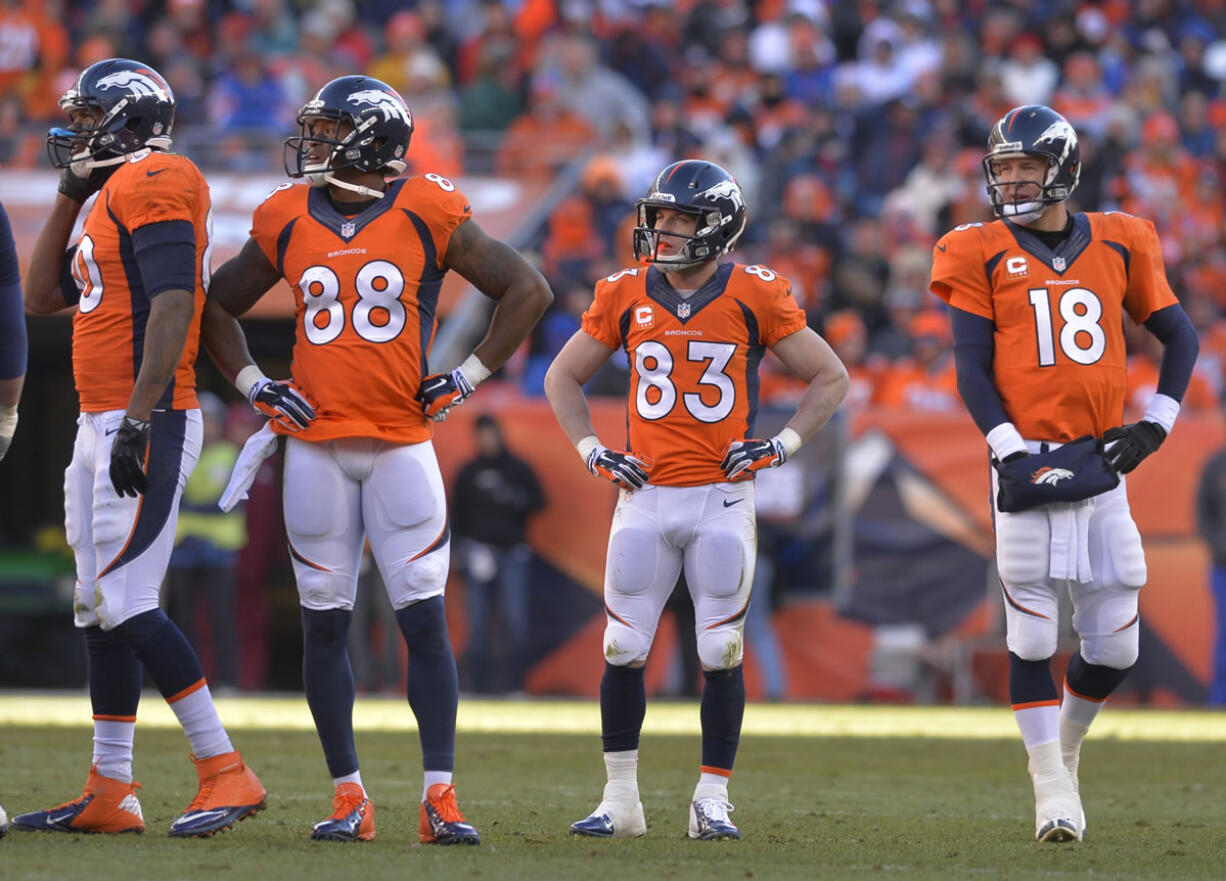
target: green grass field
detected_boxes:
[1,696,1224,881]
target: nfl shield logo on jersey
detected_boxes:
[677,302,691,319]
[341,220,356,238]
[1053,256,1066,271]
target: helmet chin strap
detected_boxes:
[1001,200,1047,224]
[305,165,386,199]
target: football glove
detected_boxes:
[1103,420,1166,474]
[721,437,788,481]
[0,404,16,462]
[586,445,652,490]
[58,163,113,204]
[249,378,316,431]
[109,415,151,498]
[418,367,475,422]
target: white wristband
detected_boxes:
[774,426,803,458]
[458,353,491,386]
[234,364,269,401]
[1143,392,1179,435]
[986,422,1027,461]
[576,434,601,463]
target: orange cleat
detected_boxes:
[11,766,144,834]
[418,783,480,845]
[311,782,375,842]
[168,751,266,838]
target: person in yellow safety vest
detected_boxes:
[166,391,245,691]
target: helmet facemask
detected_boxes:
[48,95,171,174]
[983,151,1068,223]
[285,108,406,200]
[633,202,744,272]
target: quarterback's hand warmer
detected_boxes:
[993,436,1119,513]
[1103,421,1166,475]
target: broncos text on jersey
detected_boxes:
[250,173,472,443]
[582,262,808,486]
[929,212,1177,441]
[70,150,211,412]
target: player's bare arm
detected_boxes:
[543,330,617,446]
[444,218,552,371]
[24,195,84,314]
[201,238,281,382]
[203,238,315,430]
[769,326,850,444]
[125,289,195,422]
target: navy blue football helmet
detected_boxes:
[47,58,175,170]
[285,75,413,181]
[633,160,747,267]
[983,105,1081,220]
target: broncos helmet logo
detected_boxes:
[1030,466,1075,486]
[1034,119,1077,165]
[347,89,412,126]
[95,70,171,102]
[699,179,745,214]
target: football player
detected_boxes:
[929,105,1199,842]
[16,59,267,837]
[545,160,848,840]
[201,75,551,844]
[0,200,24,461]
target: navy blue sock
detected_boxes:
[301,607,358,778]
[395,596,457,773]
[700,665,745,773]
[1008,651,1057,705]
[112,609,204,698]
[600,662,646,753]
[1065,652,1132,700]
[84,626,142,717]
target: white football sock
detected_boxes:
[423,770,452,800]
[93,719,136,783]
[1013,703,1059,750]
[167,684,233,759]
[334,771,364,792]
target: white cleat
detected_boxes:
[1033,770,1084,843]
[1061,745,1088,835]
[688,795,740,840]
[568,783,646,838]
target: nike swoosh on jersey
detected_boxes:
[722,498,745,507]
[146,168,167,177]
[937,244,947,252]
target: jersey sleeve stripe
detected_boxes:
[984,250,1007,287]
[1103,240,1129,276]
[107,200,172,409]
[275,217,298,277]
[405,208,446,379]
[98,411,188,577]
[737,300,764,436]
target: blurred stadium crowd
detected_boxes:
[3,0,1225,415]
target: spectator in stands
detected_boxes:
[457,41,521,136]
[451,414,545,694]
[367,10,451,98]
[1000,32,1059,107]
[497,73,598,179]
[875,311,959,412]
[543,33,650,142]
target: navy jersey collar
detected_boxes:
[645,262,734,324]
[307,178,405,243]
[1005,213,1092,276]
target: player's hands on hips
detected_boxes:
[109,415,151,497]
[1103,420,1166,474]
[722,437,788,480]
[418,368,474,422]
[586,445,652,490]
[249,378,316,431]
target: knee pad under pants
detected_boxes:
[1071,585,1140,669]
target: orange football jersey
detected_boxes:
[929,212,1178,441]
[71,150,211,412]
[582,263,808,486]
[250,174,471,443]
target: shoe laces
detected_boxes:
[185,772,220,813]
[331,787,366,818]
[427,784,466,822]
[700,795,734,825]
